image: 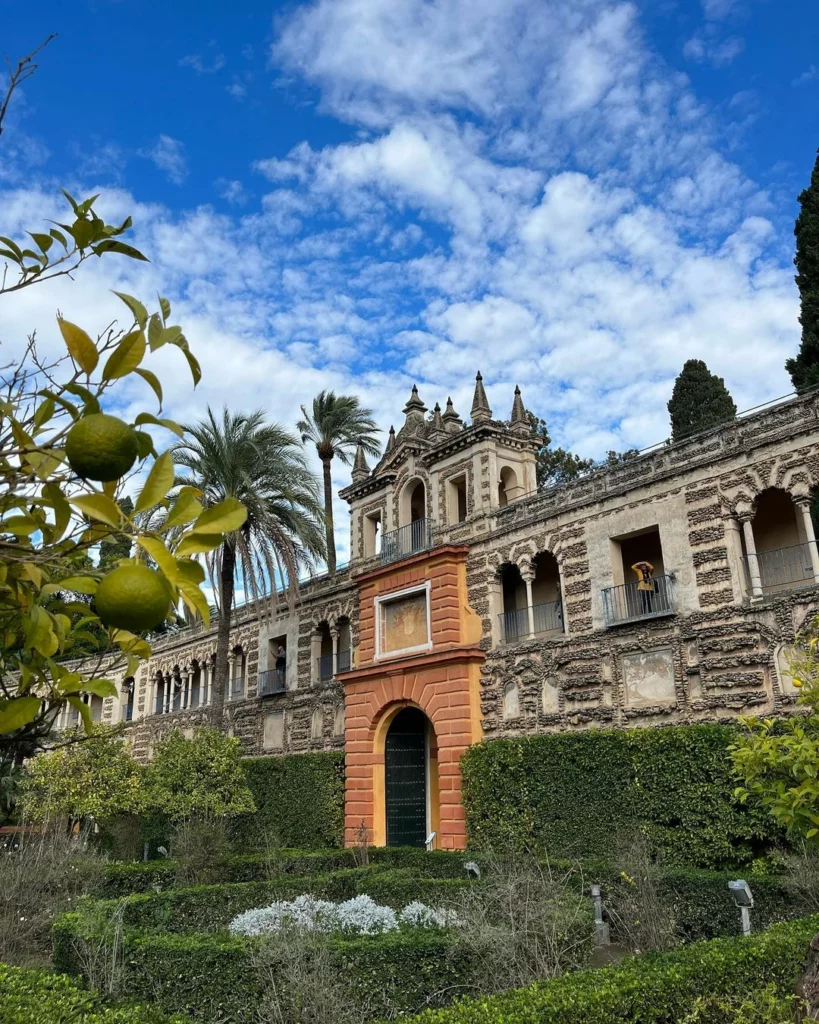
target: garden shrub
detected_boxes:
[462,725,782,867]
[0,962,188,1023]
[229,753,345,850]
[404,914,819,1024]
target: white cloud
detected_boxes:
[139,135,189,185]
[793,65,818,87]
[683,29,744,68]
[0,0,803,562]
[179,53,226,74]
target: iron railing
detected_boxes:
[317,654,334,681]
[602,574,675,626]
[499,607,531,643]
[337,648,351,673]
[746,542,818,592]
[499,601,564,643]
[381,518,431,565]
[258,668,286,696]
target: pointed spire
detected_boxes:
[351,444,370,483]
[385,425,396,453]
[470,371,492,424]
[509,385,530,435]
[431,402,444,432]
[402,384,427,432]
[442,396,463,434]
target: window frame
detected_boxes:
[374,581,433,661]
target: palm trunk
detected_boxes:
[322,456,336,575]
[211,542,236,724]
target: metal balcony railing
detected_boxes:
[602,574,675,626]
[317,654,334,682]
[746,542,818,592]
[381,518,432,565]
[337,649,351,673]
[258,668,286,696]
[499,601,564,643]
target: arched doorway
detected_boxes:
[385,707,431,848]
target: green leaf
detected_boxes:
[28,232,53,255]
[0,515,39,536]
[33,396,56,431]
[178,580,210,627]
[0,236,23,259]
[0,697,42,734]
[60,188,81,215]
[192,497,247,536]
[93,239,149,261]
[58,319,99,374]
[134,430,157,460]
[25,606,59,657]
[112,291,148,330]
[176,558,206,585]
[159,296,171,321]
[0,247,21,264]
[49,227,69,249]
[134,367,163,408]
[181,347,202,387]
[80,679,117,699]
[70,494,123,528]
[147,313,163,349]
[67,695,92,732]
[137,536,179,583]
[134,451,174,513]
[57,575,99,595]
[164,489,202,529]
[175,532,225,557]
[102,329,146,379]
[43,482,72,541]
[64,383,101,413]
[134,412,184,437]
[148,324,182,352]
[37,389,80,421]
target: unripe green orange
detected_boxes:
[95,564,171,633]
[65,413,139,482]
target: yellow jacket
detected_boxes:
[632,562,654,591]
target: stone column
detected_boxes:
[203,661,211,707]
[797,499,819,583]
[311,631,321,685]
[331,627,340,679]
[741,517,763,601]
[181,667,190,710]
[521,563,536,640]
[163,673,172,714]
[557,560,570,637]
[227,652,236,702]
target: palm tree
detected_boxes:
[297,391,380,574]
[172,408,325,716]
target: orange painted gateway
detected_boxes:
[339,546,484,851]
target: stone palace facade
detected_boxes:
[68,374,819,850]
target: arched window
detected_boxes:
[311,707,324,741]
[498,466,519,508]
[316,622,333,682]
[746,487,817,593]
[503,681,520,719]
[333,704,345,737]
[231,648,245,700]
[497,562,527,643]
[337,617,352,673]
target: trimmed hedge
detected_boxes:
[72,867,470,936]
[405,914,819,1024]
[0,962,188,1024]
[99,845,471,897]
[462,725,782,867]
[229,752,345,850]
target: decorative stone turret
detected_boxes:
[429,402,445,439]
[470,372,492,425]
[385,425,396,453]
[402,385,428,433]
[509,386,530,436]
[351,444,370,483]
[442,397,463,434]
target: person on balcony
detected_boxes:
[275,645,286,685]
[632,560,655,615]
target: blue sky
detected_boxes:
[2,0,819,559]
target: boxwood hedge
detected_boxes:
[0,962,188,1024]
[462,724,782,867]
[405,914,819,1024]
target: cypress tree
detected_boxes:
[667,359,737,441]
[786,148,819,392]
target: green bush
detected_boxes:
[462,725,782,867]
[0,962,188,1024]
[230,752,345,850]
[405,914,819,1024]
[98,845,471,897]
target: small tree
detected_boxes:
[21,728,143,828]
[142,727,256,822]
[526,412,595,489]
[731,616,819,844]
[787,148,819,392]
[667,359,737,441]
[0,42,246,760]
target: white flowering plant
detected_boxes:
[229,893,460,938]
